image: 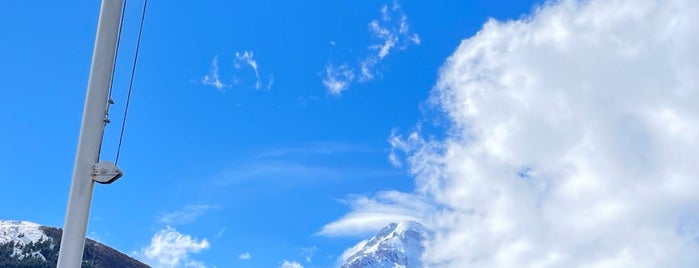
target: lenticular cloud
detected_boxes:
[398,0,699,267]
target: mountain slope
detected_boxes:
[340,221,430,268]
[0,220,149,268]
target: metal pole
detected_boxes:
[57,0,124,267]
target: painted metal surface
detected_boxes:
[57,0,124,267]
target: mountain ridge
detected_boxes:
[0,220,149,268]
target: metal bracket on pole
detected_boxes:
[91,161,123,184]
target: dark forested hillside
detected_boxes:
[0,224,149,268]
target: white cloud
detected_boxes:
[334,0,699,267]
[368,20,398,60]
[238,252,251,260]
[234,51,262,89]
[158,205,215,226]
[320,191,431,236]
[387,126,430,168]
[364,2,420,72]
[202,56,228,91]
[280,260,304,268]
[359,58,378,82]
[140,226,210,268]
[202,51,270,91]
[399,15,420,44]
[322,0,420,94]
[322,63,355,95]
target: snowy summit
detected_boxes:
[0,220,149,267]
[341,221,430,268]
[0,220,49,245]
[0,220,51,261]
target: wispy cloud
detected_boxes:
[212,142,396,187]
[238,252,251,260]
[320,191,431,237]
[387,126,429,167]
[201,56,228,91]
[322,0,420,94]
[157,205,216,226]
[215,227,226,239]
[139,226,210,268]
[280,260,304,268]
[368,20,396,60]
[213,159,401,187]
[234,51,262,89]
[214,160,345,187]
[202,51,271,91]
[362,1,419,81]
[255,141,374,159]
[322,63,355,95]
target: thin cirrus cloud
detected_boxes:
[254,141,375,159]
[157,204,216,226]
[212,142,397,187]
[201,51,272,91]
[139,226,210,268]
[328,0,699,267]
[215,227,226,239]
[213,156,399,188]
[238,252,251,260]
[322,0,420,95]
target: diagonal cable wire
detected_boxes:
[107,0,127,108]
[98,0,127,160]
[115,0,148,165]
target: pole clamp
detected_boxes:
[91,161,123,184]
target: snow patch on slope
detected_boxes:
[0,220,52,259]
[0,220,49,245]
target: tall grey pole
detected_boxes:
[57,0,124,267]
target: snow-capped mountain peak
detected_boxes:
[0,220,50,245]
[0,219,150,267]
[0,220,52,261]
[340,221,430,268]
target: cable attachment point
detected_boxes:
[91,161,123,184]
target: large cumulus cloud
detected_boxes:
[331,0,699,267]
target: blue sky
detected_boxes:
[7,0,699,267]
[0,1,540,267]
